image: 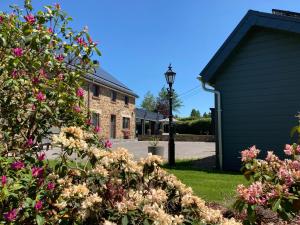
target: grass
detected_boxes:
[164,160,248,207]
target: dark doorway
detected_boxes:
[110,115,116,139]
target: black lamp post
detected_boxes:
[164,64,176,167]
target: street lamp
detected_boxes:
[164,64,176,166]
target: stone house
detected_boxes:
[84,66,138,139]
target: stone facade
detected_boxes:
[84,82,136,139]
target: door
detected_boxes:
[110,115,116,139]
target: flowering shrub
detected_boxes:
[234,145,300,224]
[0,1,242,224]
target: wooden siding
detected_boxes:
[214,27,300,170]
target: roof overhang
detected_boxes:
[200,10,300,84]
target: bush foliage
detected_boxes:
[176,118,212,135]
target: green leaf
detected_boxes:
[122,215,128,225]
[36,215,45,225]
[95,47,101,56]
[272,198,281,211]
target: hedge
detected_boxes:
[175,118,212,135]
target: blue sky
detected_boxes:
[2,0,300,116]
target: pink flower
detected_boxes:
[24,14,35,24]
[284,144,293,156]
[58,73,64,80]
[73,106,81,113]
[36,91,46,102]
[76,87,84,97]
[47,27,53,34]
[31,167,44,177]
[1,175,7,186]
[241,145,260,162]
[94,126,101,133]
[47,182,55,190]
[0,16,4,24]
[13,48,23,57]
[11,161,25,170]
[34,200,43,211]
[32,104,36,110]
[76,37,86,46]
[104,140,112,148]
[296,145,300,154]
[4,209,17,222]
[38,152,46,161]
[26,137,34,147]
[39,68,47,78]
[11,69,18,78]
[54,3,61,10]
[56,54,64,62]
[32,77,40,84]
[265,151,278,162]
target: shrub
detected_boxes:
[176,118,212,135]
[234,145,300,224]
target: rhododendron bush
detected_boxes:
[0,1,242,224]
[234,144,300,224]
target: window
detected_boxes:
[91,112,100,127]
[91,84,100,97]
[111,90,117,102]
[124,96,129,105]
[122,117,130,129]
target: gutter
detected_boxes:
[199,77,223,170]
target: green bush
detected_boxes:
[175,118,212,135]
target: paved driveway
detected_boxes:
[112,140,215,161]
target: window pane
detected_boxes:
[111,91,117,101]
[92,84,100,97]
[122,117,130,129]
[92,113,99,126]
[125,96,129,105]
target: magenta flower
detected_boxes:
[32,104,36,111]
[104,140,112,148]
[39,68,47,78]
[56,54,64,62]
[24,14,35,24]
[76,37,86,46]
[284,144,293,156]
[34,200,43,211]
[4,209,17,222]
[25,137,34,147]
[47,27,53,34]
[1,175,7,186]
[76,87,85,97]
[47,182,55,190]
[94,126,101,133]
[11,161,25,170]
[73,106,81,113]
[0,16,3,24]
[11,69,18,78]
[38,152,46,161]
[32,77,40,84]
[13,48,23,57]
[32,167,44,177]
[36,91,46,102]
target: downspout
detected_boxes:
[199,77,223,170]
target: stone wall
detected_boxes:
[138,134,215,142]
[84,82,136,139]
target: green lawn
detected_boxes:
[164,160,248,207]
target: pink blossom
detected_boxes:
[73,106,81,113]
[4,209,17,222]
[94,126,101,133]
[1,175,7,186]
[265,151,278,162]
[31,167,44,177]
[292,160,300,170]
[39,68,47,78]
[237,182,265,205]
[32,104,36,111]
[32,77,40,84]
[296,145,300,154]
[13,48,23,57]
[76,37,86,46]
[58,73,64,80]
[38,152,46,161]
[24,14,35,24]
[26,137,34,147]
[104,140,112,148]
[47,182,55,190]
[56,54,64,62]
[76,87,84,97]
[11,161,25,170]
[54,3,61,10]
[0,16,3,23]
[47,27,53,34]
[241,145,260,162]
[34,200,43,211]
[284,144,293,156]
[36,91,46,102]
[11,69,18,78]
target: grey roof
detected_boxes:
[85,67,138,97]
[200,10,300,83]
[135,108,164,121]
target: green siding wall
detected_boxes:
[214,28,300,170]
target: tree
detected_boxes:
[156,87,183,117]
[190,109,201,118]
[140,91,156,112]
[203,112,211,118]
